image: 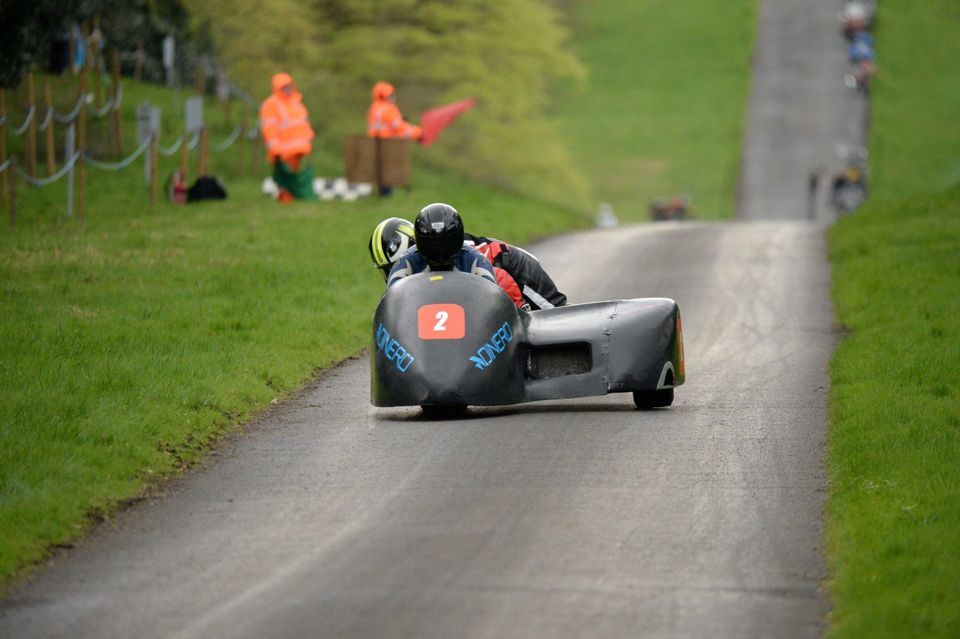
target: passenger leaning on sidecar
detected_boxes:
[386,203,497,288]
[462,233,567,309]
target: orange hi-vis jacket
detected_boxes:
[260,73,314,162]
[367,81,422,140]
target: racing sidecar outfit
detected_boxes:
[466,234,568,310]
[387,246,497,287]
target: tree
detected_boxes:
[0,0,80,88]
[188,0,590,208]
[0,0,204,88]
[185,0,323,101]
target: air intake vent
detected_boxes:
[526,343,592,380]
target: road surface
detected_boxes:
[740,0,868,220]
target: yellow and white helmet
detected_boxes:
[369,217,416,280]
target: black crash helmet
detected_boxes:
[414,203,464,269]
[369,217,416,280]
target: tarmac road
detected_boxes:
[0,221,836,638]
[740,0,868,220]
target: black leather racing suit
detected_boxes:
[465,233,567,309]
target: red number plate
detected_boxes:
[418,304,466,340]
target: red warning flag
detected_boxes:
[419,99,477,147]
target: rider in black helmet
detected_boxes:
[413,203,466,269]
[386,203,497,286]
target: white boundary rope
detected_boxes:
[37,107,54,132]
[89,86,123,118]
[83,135,151,170]
[13,152,81,186]
[211,126,242,152]
[186,129,201,151]
[54,96,85,123]
[158,135,185,156]
[10,106,35,136]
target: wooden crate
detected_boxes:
[344,136,411,187]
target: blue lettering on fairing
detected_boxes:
[376,323,415,373]
[469,322,513,370]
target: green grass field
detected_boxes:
[827,188,960,637]
[826,0,960,635]
[867,2,960,199]
[555,0,756,220]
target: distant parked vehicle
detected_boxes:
[650,195,695,221]
[831,146,869,214]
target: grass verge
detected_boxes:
[555,0,757,220]
[827,187,960,637]
[826,0,960,635]
[867,1,960,199]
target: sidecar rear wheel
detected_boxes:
[420,404,468,419]
[633,389,674,410]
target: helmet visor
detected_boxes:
[418,232,462,269]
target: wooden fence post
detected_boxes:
[26,72,37,178]
[179,135,188,182]
[237,109,247,178]
[374,137,383,196]
[69,32,77,76]
[134,44,144,83]
[9,164,16,227]
[1,90,9,214]
[92,17,103,110]
[194,62,206,95]
[77,63,88,223]
[198,125,208,176]
[252,133,261,176]
[224,93,232,128]
[44,78,56,175]
[149,132,158,205]
[111,50,123,156]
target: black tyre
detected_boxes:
[633,388,674,410]
[420,404,468,419]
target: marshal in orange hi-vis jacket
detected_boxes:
[367,81,422,140]
[259,73,315,166]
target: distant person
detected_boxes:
[848,32,875,64]
[840,1,872,40]
[845,31,876,93]
[367,82,422,141]
[260,73,317,202]
[366,81,422,196]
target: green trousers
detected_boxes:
[273,158,318,201]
